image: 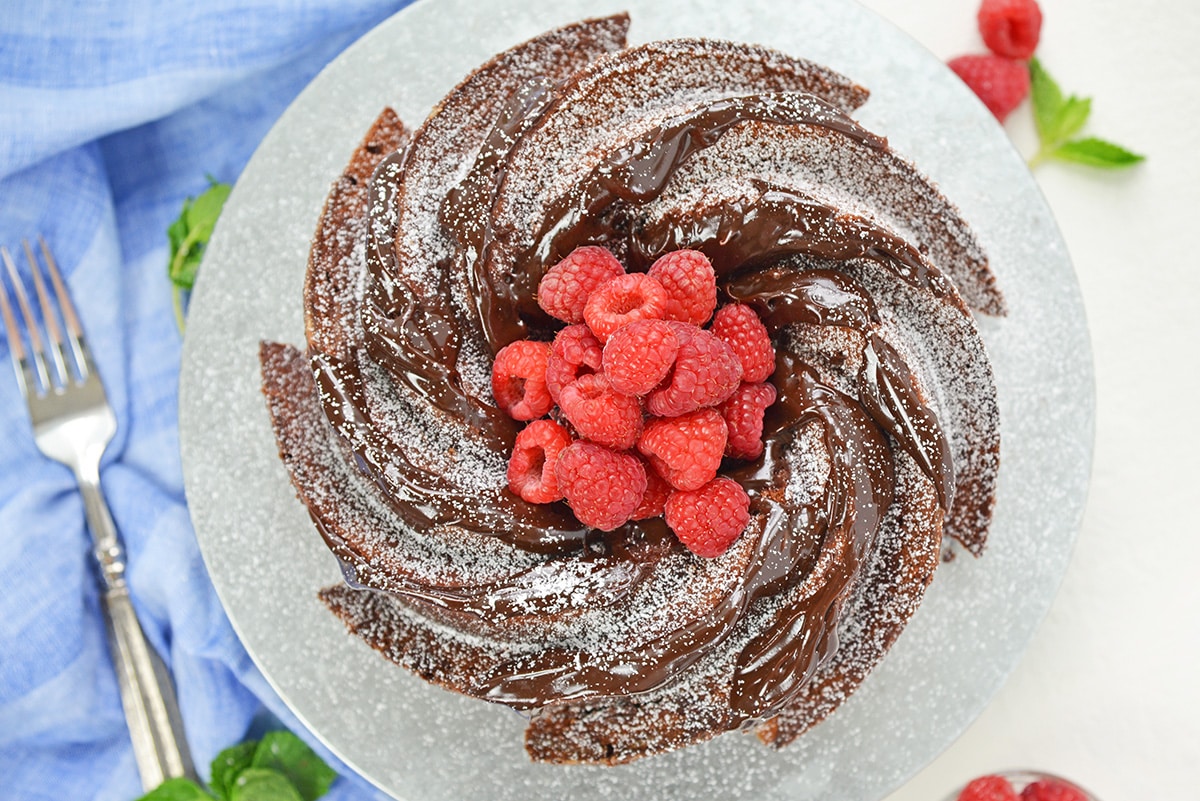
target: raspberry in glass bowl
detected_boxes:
[948,771,1099,801]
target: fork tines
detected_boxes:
[0,237,91,398]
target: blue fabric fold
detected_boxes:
[0,3,417,799]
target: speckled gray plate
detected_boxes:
[179,0,1094,799]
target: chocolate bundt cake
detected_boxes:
[259,12,1002,765]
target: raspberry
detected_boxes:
[557,373,643,450]
[647,249,718,325]
[710,303,776,383]
[978,0,1043,60]
[1019,780,1088,801]
[957,775,1019,801]
[491,340,553,421]
[602,318,680,396]
[631,458,672,520]
[537,245,625,324]
[664,477,751,558]
[583,272,669,343]
[555,441,647,531]
[507,419,572,504]
[719,382,778,460]
[646,324,742,417]
[637,409,728,491]
[545,324,603,404]
[948,54,1030,122]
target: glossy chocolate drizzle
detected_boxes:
[318,83,957,721]
[635,180,953,303]
[473,364,894,721]
[471,91,887,349]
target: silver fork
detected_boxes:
[1,238,196,791]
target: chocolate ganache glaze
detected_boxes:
[260,14,1002,765]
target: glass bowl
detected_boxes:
[943,770,1100,800]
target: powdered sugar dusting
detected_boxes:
[356,355,505,497]
[262,343,542,589]
[785,422,832,508]
[848,260,1000,552]
[489,39,867,273]
[641,120,1003,315]
[387,17,629,291]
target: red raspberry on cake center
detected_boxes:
[719,381,778,461]
[491,340,553,420]
[555,441,647,531]
[646,324,742,417]
[545,323,604,403]
[711,303,776,383]
[584,272,669,342]
[664,477,751,558]
[507,419,573,504]
[647,248,717,325]
[638,408,728,492]
[631,457,673,520]
[538,245,625,324]
[557,373,643,450]
[602,318,680,396]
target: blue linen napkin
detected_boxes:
[0,3,418,799]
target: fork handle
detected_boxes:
[79,473,197,791]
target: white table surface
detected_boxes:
[852,1,1199,800]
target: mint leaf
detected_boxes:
[251,731,337,801]
[1030,59,1092,147]
[1029,57,1065,142]
[167,212,189,262]
[167,177,231,333]
[138,732,332,801]
[1053,96,1092,143]
[1052,137,1146,168]
[184,182,230,233]
[1027,59,1143,171]
[135,777,213,801]
[210,740,258,800]
[228,768,304,801]
[167,179,231,291]
[172,248,205,292]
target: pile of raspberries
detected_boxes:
[948,0,1043,121]
[490,246,777,558]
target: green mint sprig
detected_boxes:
[1028,58,1144,169]
[168,177,231,333]
[136,730,337,801]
